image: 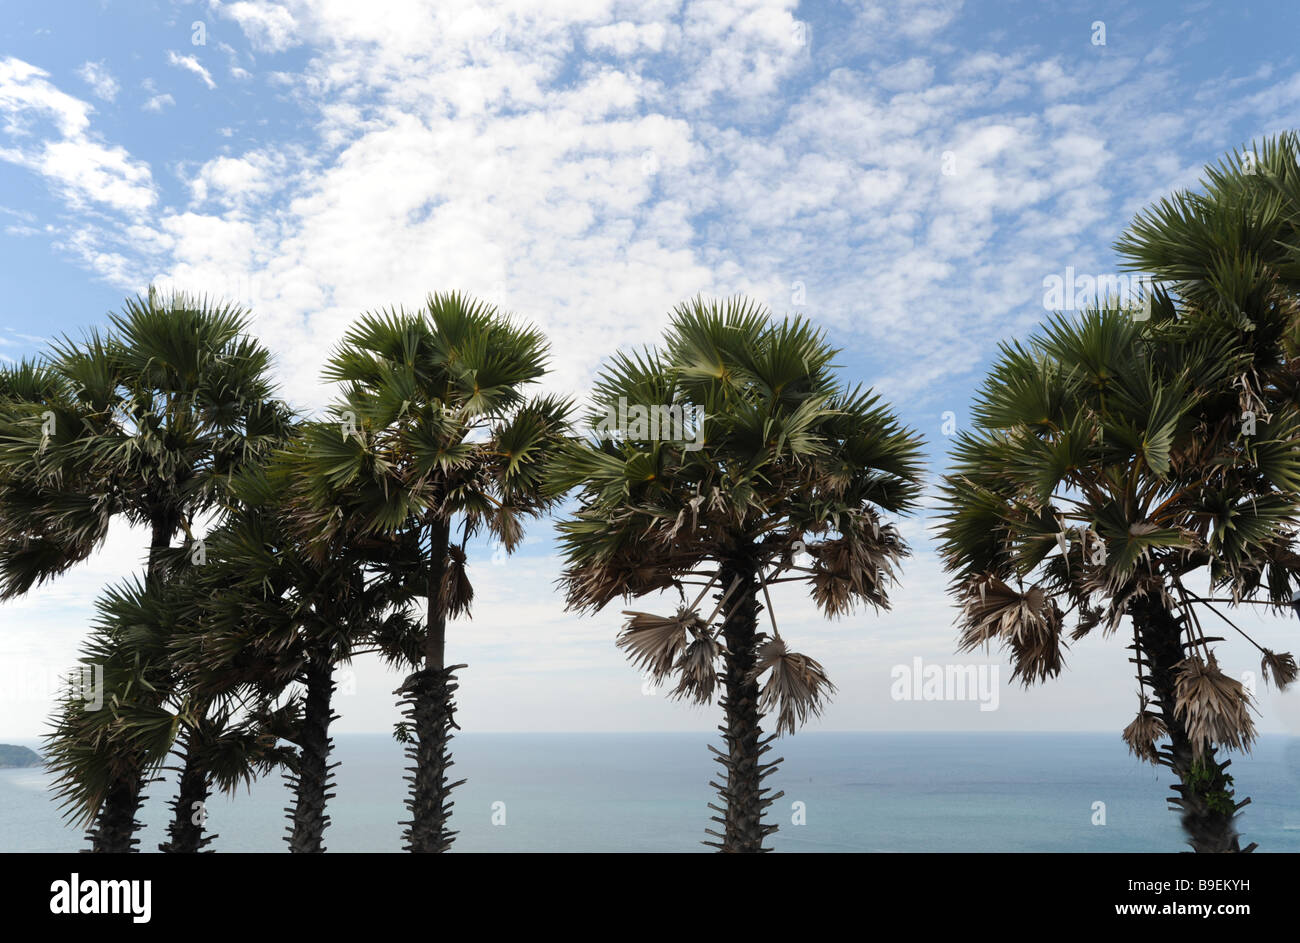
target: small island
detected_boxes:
[0,744,42,769]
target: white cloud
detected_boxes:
[54,228,138,285]
[0,57,155,215]
[167,50,217,90]
[586,21,669,56]
[673,0,807,110]
[876,57,935,92]
[142,93,175,112]
[189,152,279,203]
[0,57,91,137]
[843,0,966,47]
[75,60,119,101]
[213,0,301,53]
[39,139,155,212]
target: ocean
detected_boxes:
[2,732,1298,852]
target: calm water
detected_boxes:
[3,732,1298,852]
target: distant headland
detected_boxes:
[0,744,42,768]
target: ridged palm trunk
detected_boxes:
[286,645,338,852]
[705,557,784,853]
[400,517,466,853]
[85,770,146,853]
[1131,595,1255,853]
[159,732,214,853]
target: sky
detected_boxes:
[2,0,1300,740]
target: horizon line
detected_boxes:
[6,729,1300,741]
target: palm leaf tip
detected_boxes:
[748,638,835,736]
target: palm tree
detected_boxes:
[1104,133,1300,850]
[937,293,1300,851]
[45,575,293,853]
[552,296,924,852]
[44,579,173,853]
[0,289,290,851]
[294,292,571,852]
[172,449,422,852]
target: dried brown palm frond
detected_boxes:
[617,607,706,681]
[1173,653,1257,756]
[808,524,905,617]
[671,629,727,704]
[1260,648,1298,690]
[562,557,681,612]
[809,570,854,618]
[440,544,474,619]
[491,507,524,553]
[956,576,1041,644]
[747,638,836,736]
[958,576,1066,685]
[1121,698,1167,765]
[1008,599,1065,684]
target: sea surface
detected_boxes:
[2,732,1298,852]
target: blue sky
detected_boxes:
[2,0,1300,739]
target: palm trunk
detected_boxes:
[705,557,783,853]
[159,733,214,853]
[88,518,173,854]
[147,516,171,577]
[400,517,466,853]
[85,769,146,853]
[1131,595,1255,853]
[154,506,214,854]
[285,644,338,853]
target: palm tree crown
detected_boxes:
[0,290,290,593]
